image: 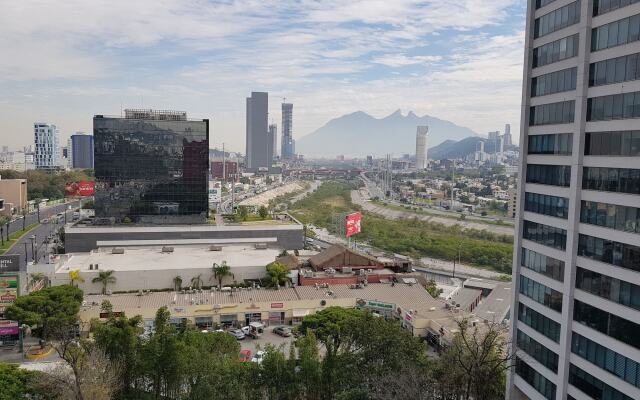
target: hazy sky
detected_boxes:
[0,0,526,152]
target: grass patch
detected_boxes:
[293,181,513,274]
[0,223,40,255]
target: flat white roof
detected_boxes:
[56,245,281,273]
[67,223,302,234]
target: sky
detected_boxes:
[0,0,526,152]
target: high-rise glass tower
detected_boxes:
[94,109,209,224]
[281,102,295,160]
[70,133,94,169]
[509,2,640,400]
[245,92,273,170]
[33,122,60,170]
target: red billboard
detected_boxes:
[65,181,95,197]
[345,212,362,237]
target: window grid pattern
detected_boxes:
[534,1,581,39]
[529,100,575,126]
[572,332,640,389]
[569,364,634,400]
[594,0,640,16]
[589,52,640,86]
[517,329,559,373]
[528,133,573,155]
[525,192,569,219]
[526,164,571,187]
[523,220,568,250]
[578,234,640,272]
[521,248,565,282]
[581,201,640,234]
[515,357,557,400]
[587,91,640,121]
[537,0,558,9]
[520,275,563,312]
[518,302,561,343]
[574,299,640,350]
[591,13,640,51]
[582,167,640,194]
[576,267,640,311]
[533,34,579,68]
[532,67,577,96]
[585,131,640,156]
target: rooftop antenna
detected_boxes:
[282,97,286,104]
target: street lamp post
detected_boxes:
[23,242,28,264]
[36,203,40,223]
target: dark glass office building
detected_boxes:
[94,109,209,224]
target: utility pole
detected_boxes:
[24,242,28,264]
[451,159,455,210]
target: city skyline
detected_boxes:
[0,0,526,152]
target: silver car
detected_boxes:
[228,328,245,340]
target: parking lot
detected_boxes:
[235,326,295,357]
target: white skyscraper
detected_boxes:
[34,122,60,170]
[509,2,640,400]
[415,126,428,169]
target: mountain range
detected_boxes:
[296,110,478,157]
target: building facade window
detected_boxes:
[582,167,640,194]
[520,275,563,312]
[518,302,561,342]
[532,67,578,97]
[521,248,565,281]
[594,0,640,16]
[523,220,568,250]
[585,131,640,156]
[587,91,640,121]
[578,234,640,272]
[581,200,640,233]
[515,357,557,400]
[526,164,571,186]
[569,364,635,400]
[528,133,573,155]
[589,53,640,86]
[591,13,640,51]
[525,192,569,219]
[535,1,581,39]
[573,300,640,350]
[529,100,575,125]
[572,332,640,389]
[517,329,560,373]
[576,267,640,311]
[537,0,558,9]
[533,34,580,68]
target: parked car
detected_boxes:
[227,328,245,340]
[251,350,266,364]
[273,326,292,337]
[239,349,252,362]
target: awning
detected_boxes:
[293,309,311,317]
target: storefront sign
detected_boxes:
[271,302,284,309]
[357,299,395,311]
[0,255,20,273]
[99,311,124,318]
[0,275,18,318]
[0,320,18,335]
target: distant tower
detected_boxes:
[415,126,428,169]
[34,122,61,170]
[245,92,272,170]
[281,103,294,160]
[503,123,512,146]
[269,124,278,159]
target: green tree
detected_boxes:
[92,270,116,295]
[5,285,83,340]
[0,363,54,400]
[238,206,249,221]
[265,261,289,288]
[425,280,443,298]
[258,205,269,219]
[93,313,144,398]
[211,261,234,289]
[173,275,183,291]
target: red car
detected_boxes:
[239,349,252,362]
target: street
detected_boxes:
[3,200,84,269]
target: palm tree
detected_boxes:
[211,261,234,289]
[190,274,203,290]
[173,275,183,291]
[29,272,48,288]
[69,269,85,287]
[92,270,117,295]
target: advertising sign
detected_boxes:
[0,275,18,319]
[0,320,19,335]
[270,303,284,309]
[0,255,20,272]
[345,212,362,238]
[65,181,95,197]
